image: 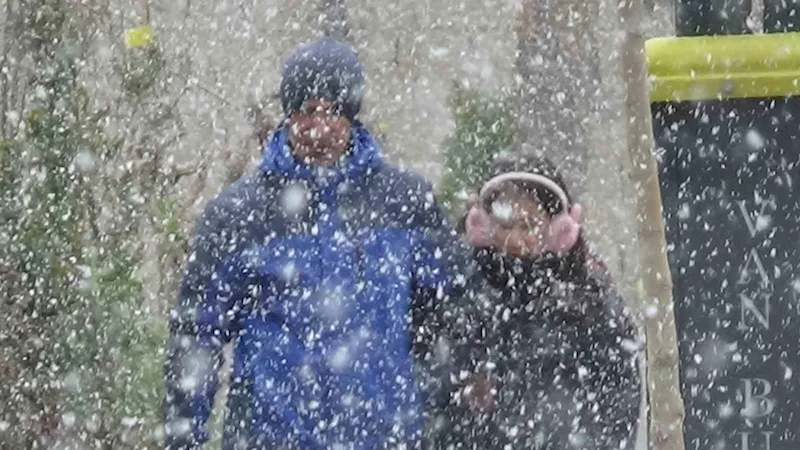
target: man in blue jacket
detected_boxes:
[163,39,475,450]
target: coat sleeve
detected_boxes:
[407,183,485,406]
[541,283,642,450]
[163,200,248,450]
[581,286,642,449]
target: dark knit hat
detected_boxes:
[279,39,365,121]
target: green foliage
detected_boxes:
[119,45,168,98]
[156,195,189,274]
[0,1,171,448]
[56,243,167,448]
[437,86,518,219]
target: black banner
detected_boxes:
[654,98,800,449]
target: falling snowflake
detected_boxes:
[745,128,766,150]
[281,183,309,216]
[491,201,514,222]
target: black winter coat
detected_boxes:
[439,250,642,450]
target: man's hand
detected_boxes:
[462,376,496,413]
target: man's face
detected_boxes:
[288,98,352,167]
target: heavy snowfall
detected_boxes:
[1,0,798,449]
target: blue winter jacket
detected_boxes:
[163,126,475,450]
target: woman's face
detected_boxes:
[485,184,551,259]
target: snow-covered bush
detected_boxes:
[0,2,176,448]
[437,86,518,219]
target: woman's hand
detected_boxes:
[464,194,494,248]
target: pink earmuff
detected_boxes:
[464,173,582,254]
[546,203,582,253]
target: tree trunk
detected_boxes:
[516,0,602,190]
[619,0,686,449]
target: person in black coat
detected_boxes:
[443,154,642,450]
